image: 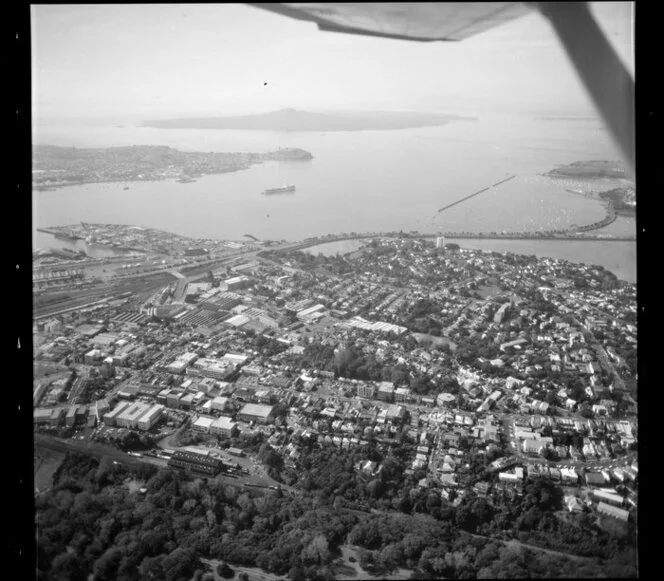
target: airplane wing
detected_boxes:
[248,2,634,172]
[249,3,532,42]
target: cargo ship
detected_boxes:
[262,184,296,195]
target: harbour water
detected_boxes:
[303,237,635,283]
[32,113,636,281]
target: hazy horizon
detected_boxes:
[31,3,633,125]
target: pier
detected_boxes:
[437,175,515,213]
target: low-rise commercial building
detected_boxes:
[192,415,215,433]
[356,382,376,399]
[210,416,239,437]
[188,358,236,381]
[377,382,395,402]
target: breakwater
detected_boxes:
[437,175,516,213]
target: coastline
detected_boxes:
[32,145,313,191]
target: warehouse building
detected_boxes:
[103,401,132,426]
[116,402,152,429]
[34,408,53,425]
[50,407,66,426]
[224,276,253,291]
[65,405,78,427]
[237,403,274,423]
[168,449,222,475]
[137,404,164,431]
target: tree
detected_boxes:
[50,552,87,581]
[217,562,235,578]
[93,547,124,581]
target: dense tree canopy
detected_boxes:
[36,452,637,580]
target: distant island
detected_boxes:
[545,160,630,179]
[32,145,313,190]
[141,108,476,132]
[535,116,599,122]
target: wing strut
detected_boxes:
[534,2,634,172]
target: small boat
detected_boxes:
[263,184,296,195]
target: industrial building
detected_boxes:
[84,349,103,365]
[103,401,132,426]
[103,401,163,430]
[137,404,164,431]
[296,304,326,322]
[65,405,78,427]
[116,402,153,429]
[224,276,253,291]
[34,408,54,425]
[237,403,274,423]
[188,357,237,380]
[167,449,222,475]
[166,352,199,374]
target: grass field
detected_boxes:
[34,448,66,493]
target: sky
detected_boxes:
[31,3,634,122]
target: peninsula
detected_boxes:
[141,108,476,132]
[32,145,313,190]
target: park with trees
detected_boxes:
[35,450,637,580]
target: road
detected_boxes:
[34,433,167,469]
[460,530,596,563]
[35,432,295,493]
